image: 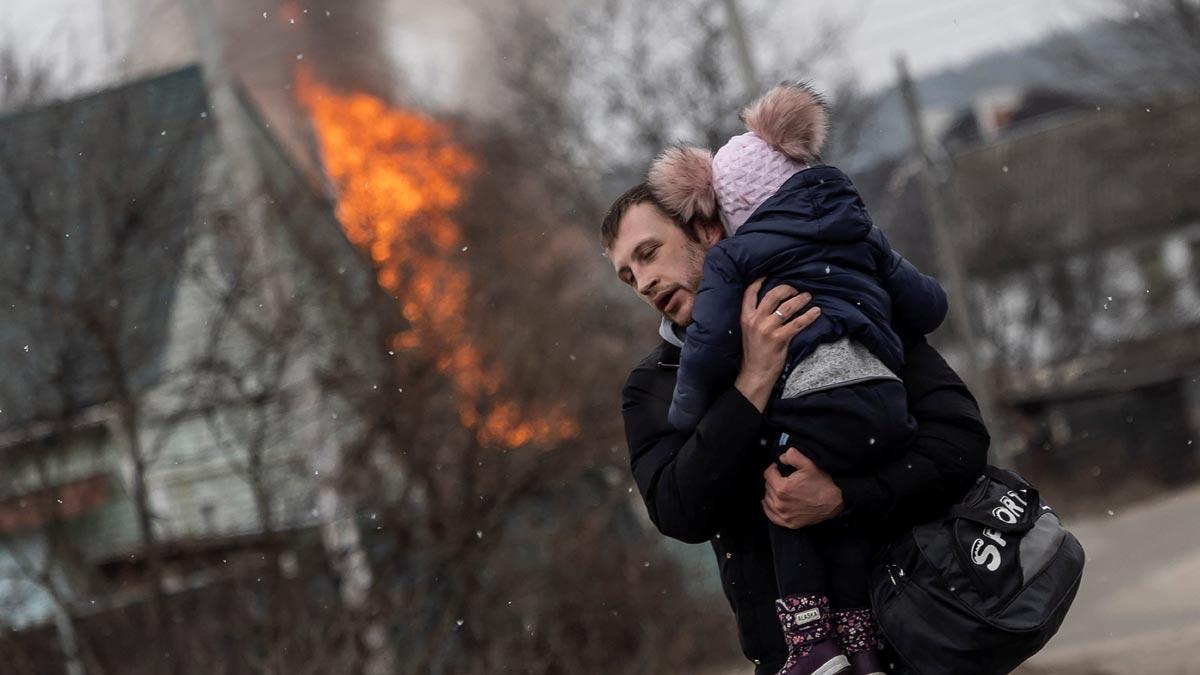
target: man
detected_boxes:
[605,183,989,674]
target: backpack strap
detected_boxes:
[982,465,1032,491]
[945,466,1041,534]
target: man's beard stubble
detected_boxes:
[683,240,707,294]
[667,240,708,327]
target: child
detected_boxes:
[648,84,948,675]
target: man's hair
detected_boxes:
[600,182,702,250]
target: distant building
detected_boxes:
[949,93,1200,499]
[855,89,1200,504]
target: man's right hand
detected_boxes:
[763,448,844,528]
[734,279,820,412]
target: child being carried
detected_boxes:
[649,83,949,675]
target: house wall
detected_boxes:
[0,67,386,630]
[979,223,1200,504]
[973,221,1200,370]
[113,83,377,551]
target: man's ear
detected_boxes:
[696,218,725,247]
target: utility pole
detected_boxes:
[895,54,1005,461]
[720,0,760,100]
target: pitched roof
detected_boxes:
[949,96,1200,276]
[0,66,212,433]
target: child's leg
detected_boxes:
[815,528,885,672]
[814,528,873,610]
[767,437,851,673]
[769,523,851,674]
[769,521,827,598]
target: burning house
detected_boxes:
[0,8,589,668]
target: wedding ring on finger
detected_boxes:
[774,309,786,320]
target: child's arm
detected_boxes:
[871,228,948,338]
[669,246,746,431]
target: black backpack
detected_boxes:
[870,466,1085,675]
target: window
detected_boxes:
[1137,245,1172,310]
[1190,238,1200,289]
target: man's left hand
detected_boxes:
[762,448,844,529]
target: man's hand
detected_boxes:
[762,448,844,529]
[734,279,821,412]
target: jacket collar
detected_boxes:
[658,317,686,348]
[656,318,683,368]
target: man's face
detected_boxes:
[607,202,719,327]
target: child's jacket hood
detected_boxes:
[735,165,873,244]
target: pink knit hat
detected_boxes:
[648,83,829,234]
[712,133,808,233]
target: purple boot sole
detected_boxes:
[778,638,851,675]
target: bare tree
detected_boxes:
[1046,0,1200,98]
[285,55,749,670]
[485,0,857,221]
[0,55,221,668]
[0,47,55,112]
[0,48,369,673]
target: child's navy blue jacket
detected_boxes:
[669,165,948,431]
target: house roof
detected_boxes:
[949,95,1200,277]
[851,89,1200,275]
[0,66,212,433]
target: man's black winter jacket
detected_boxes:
[621,338,989,673]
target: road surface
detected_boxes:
[1018,482,1200,674]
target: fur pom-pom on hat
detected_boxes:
[647,144,717,222]
[741,82,829,164]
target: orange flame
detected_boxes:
[297,71,577,448]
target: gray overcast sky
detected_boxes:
[2,0,1103,105]
[775,0,1101,91]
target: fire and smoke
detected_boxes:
[297,71,578,449]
